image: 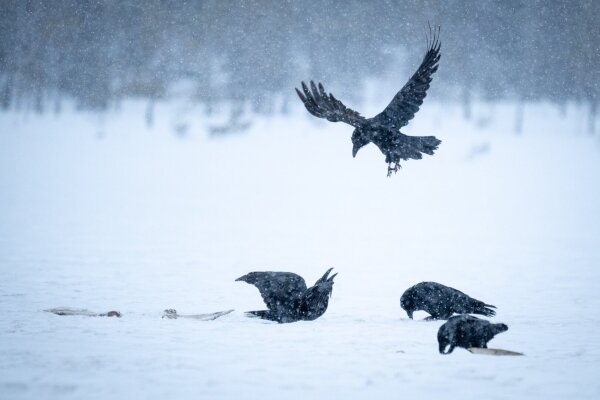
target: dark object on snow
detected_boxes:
[438,315,508,354]
[45,307,121,317]
[400,281,496,320]
[162,309,234,320]
[235,268,337,323]
[296,26,442,177]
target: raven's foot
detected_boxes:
[387,162,401,177]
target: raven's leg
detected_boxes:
[387,162,401,177]
[438,312,453,320]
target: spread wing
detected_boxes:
[296,81,366,128]
[371,26,441,130]
[236,272,307,312]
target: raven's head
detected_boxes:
[314,267,336,285]
[300,268,337,321]
[437,328,456,354]
[400,290,416,319]
[351,128,370,157]
[235,272,257,284]
[312,267,337,299]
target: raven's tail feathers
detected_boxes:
[245,310,280,322]
[491,323,509,335]
[406,135,441,158]
[475,303,497,317]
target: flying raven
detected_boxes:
[400,281,497,320]
[296,27,442,176]
[437,315,509,354]
[235,268,337,323]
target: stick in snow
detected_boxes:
[468,347,524,356]
[45,307,121,317]
[162,309,234,321]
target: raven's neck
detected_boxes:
[299,286,330,321]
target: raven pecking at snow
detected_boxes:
[400,281,497,320]
[437,315,508,354]
[296,26,442,176]
[235,268,337,323]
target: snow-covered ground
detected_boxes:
[1,101,599,399]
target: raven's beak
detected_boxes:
[321,267,333,281]
[439,342,450,354]
[327,272,338,282]
[316,268,334,284]
[352,145,359,158]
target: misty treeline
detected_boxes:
[1,0,598,125]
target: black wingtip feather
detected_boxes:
[424,23,442,62]
[294,80,366,127]
[295,88,306,103]
[318,82,326,96]
[301,81,310,96]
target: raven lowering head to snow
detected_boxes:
[235,268,337,323]
[437,315,509,354]
[400,281,497,320]
[296,26,442,176]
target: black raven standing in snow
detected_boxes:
[400,281,497,320]
[296,26,442,176]
[437,315,508,354]
[235,268,337,323]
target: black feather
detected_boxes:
[400,281,497,320]
[236,269,337,323]
[295,27,443,175]
[437,315,508,354]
